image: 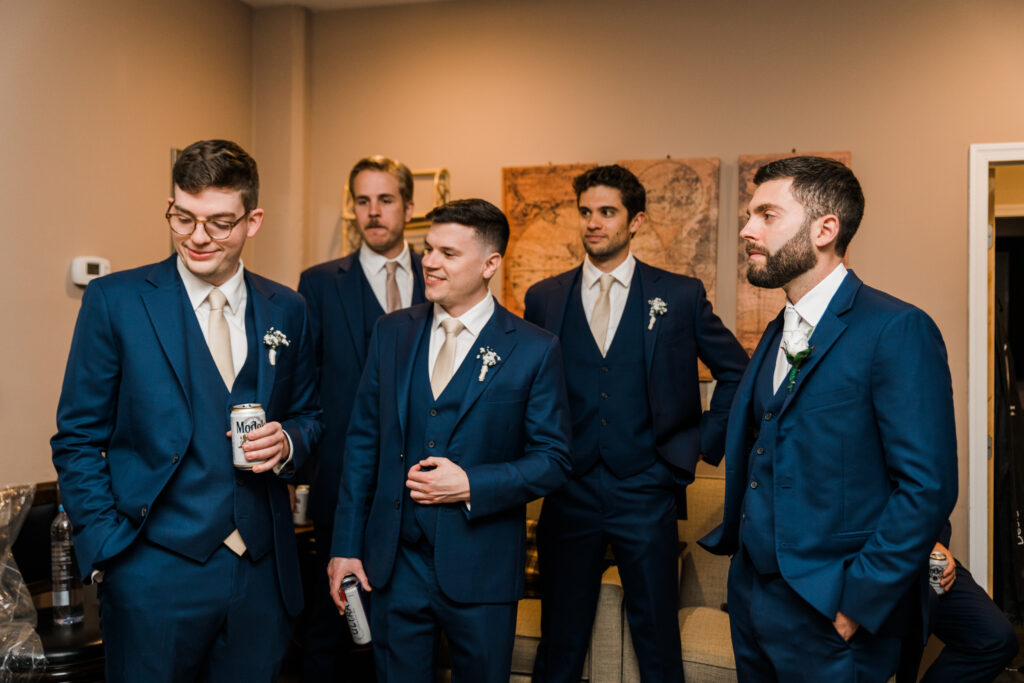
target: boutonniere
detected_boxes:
[476,346,501,382]
[781,331,814,392]
[263,327,290,366]
[647,297,668,330]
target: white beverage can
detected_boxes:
[231,403,266,469]
[293,484,310,525]
[929,551,947,595]
[341,574,372,645]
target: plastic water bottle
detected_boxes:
[51,504,84,625]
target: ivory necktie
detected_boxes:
[589,274,614,356]
[385,261,401,313]
[207,288,246,556]
[431,318,465,399]
[773,304,807,392]
[207,288,235,391]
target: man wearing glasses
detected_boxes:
[52,139,322,683]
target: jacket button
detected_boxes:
[400,452,404,460]
[600,392,609,399]
[394,499,400,510]
[429,409,438,417]
[756,447,764,455]
[600,418,608,426]
[764,412,773,421]
[750,481,758,489]
[601,366,609,373]
[140,505,148,517]
[171,454,180,464]
[427,440,435,448]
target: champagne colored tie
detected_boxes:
[589,274,614,356]
[207,288,235,391]
[385,261,401,313]
[773,304,801,392]
[431,318,465,399]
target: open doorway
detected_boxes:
[968,144,1024,598]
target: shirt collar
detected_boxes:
[359,241,411,275]
[790,263,848,328]
[432,293,495,337]
[176,255,246,314]
[582,252,636,290]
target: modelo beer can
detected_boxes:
[231,403,266,469]
[293,484,310,525]
[340,575,372,645]
[929,551,947,595]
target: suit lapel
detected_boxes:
[453,304,518,430]
[636,261,661,378]
[410,251,427,305]
[140,258,190,404]
[777,271,860,416]
[547,268,580,335]
[334,255,369,368]
[395,305,431,437]
[248,273,284,408]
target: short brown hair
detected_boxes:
[173,139,259,211]
[348,155,414,206]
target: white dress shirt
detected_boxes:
[773,263,848,385]
[581,253,636,355]
[428,294,496,378]
[359,241,415,311]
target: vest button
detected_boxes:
[601,366,609,373]
[756,447,764,455]
[429,409,438,417]
[600,392,609,399]
[427,440,435,448]
[171,453,179,464]
[600,418,608,426]
[140,505,148,517]
[764,411,773,421]
[749,481,759,489]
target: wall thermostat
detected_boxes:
[71,256,111,286]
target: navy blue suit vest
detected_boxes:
[400,316,476,544]
[562,272,656,479]
[143,285,271,563]
[740,326,785,574]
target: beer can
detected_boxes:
[340,575,372,645]
[293,484,310,525]
[231,403,266,469]
[929,551,947,595]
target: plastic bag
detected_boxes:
[0,484,45,681]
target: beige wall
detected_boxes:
[1,0,253,487]
[307,0,1024,560]
[6,0,1024,562]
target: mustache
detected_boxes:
[746,244,768,257]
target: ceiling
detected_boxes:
[241,0,448,10]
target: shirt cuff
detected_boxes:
[273,430,295,475]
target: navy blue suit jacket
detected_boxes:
[51,256,323,615]
[331,301,573,604]
[700,271,958,634]
[297,251,425,523]
[523,260,748,475]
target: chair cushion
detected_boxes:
[678,606,735,676]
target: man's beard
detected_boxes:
[746,217,817,289]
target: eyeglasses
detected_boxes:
[165,210,250,241]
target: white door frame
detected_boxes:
[967,142,1024,590]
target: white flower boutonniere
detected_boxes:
[263,327,290,366]
[476,346,501,382]
[781,330,814,393]
[647,297,668,330]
